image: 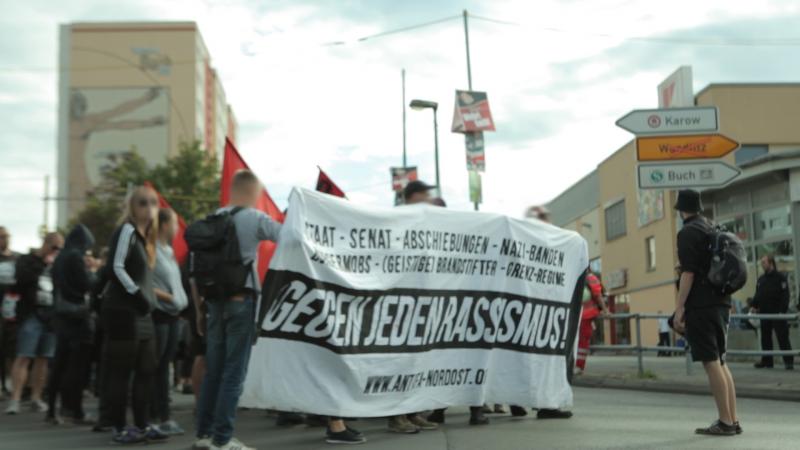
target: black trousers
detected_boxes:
[657,332,671,356]
[46,331,92,418]
[103,338,157,430]
[760,319,794,366]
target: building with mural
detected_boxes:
[547,82,800,346]
[57,21,237,225]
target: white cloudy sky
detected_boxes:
[2,0,800,251]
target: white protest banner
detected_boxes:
[242,188,588,417]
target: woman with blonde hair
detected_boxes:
[101,186,168,445]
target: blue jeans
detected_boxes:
[17,315,56,358]
[196,296,255,445]
[152,320,179,422]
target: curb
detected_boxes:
[574,376,800,403]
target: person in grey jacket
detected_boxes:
[150,208,189,435]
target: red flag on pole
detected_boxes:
[143,181,189,265]
[315,167,346,198]
[219,138,285,281]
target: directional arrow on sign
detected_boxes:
[636,134,739,161]
[637,161,741,189]
[616,106,718,135]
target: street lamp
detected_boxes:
[409,99,440,195]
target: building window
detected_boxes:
[735,145,768,166]
[605,200,626,241]
[645,236,656,272]
[754,205,792,240]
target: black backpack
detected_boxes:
[691,221,747,295]
[185,207,251,300]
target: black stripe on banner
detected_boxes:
[256,269,581,356]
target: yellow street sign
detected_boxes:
[636,134,739,161]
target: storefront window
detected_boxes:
[718,215,748,242]
[754,205,792,240]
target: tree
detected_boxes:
[72,141,219,252]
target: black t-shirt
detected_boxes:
[677,215,730,309]
[14,252,53,323]
[752,270,790,313]
[0,252,19,321]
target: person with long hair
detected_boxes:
[101,186,169,445]
[150,208,189,435]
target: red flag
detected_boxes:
[143,181,189,265]
[220,138,285,281]
[315,167,346,198]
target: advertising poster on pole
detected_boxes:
[452,90,496,133]
[465,132,486,172]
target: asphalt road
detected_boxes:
[1,387,797,449]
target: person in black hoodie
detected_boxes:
[102,186,168,445]
[46,224,97,425]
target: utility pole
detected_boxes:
[42,175,50,236]
[402,68,407,167]
[463,9,480,211]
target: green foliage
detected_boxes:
[72,141,219,251]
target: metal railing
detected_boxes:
[590,312,800,376]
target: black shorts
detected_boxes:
[686,306,730,364]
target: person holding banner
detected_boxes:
[192,170,282,450]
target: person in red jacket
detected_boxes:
[576,271,608,374]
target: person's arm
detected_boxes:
[675,271,694,330]
[154,287,174,303]
[112,224,139,295]
[190,277,206,337]
[255,211,283,242]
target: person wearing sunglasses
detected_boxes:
[101,186,168,445]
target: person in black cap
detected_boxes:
[402,180,435,205]
[673,189,740,437]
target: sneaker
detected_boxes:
[408,414,438,430]
[510,405,528,417]
[753,362,774,369]
[537,408,573,419]
[111,427,146,445]
[734,421,743,435]
[192,436,213,449]
[481,404,493,414]
[388,415,419,434]
[427,409,445,424]
[143,425,170,442]
[5,400,19,415]
[695,420,736,436]
[211,438,255,450]
[158,420,185,436]
[326,427,366,445]
[493,404,507,414]
[32,399,49,413]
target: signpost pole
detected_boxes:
[463,9,480,211]
[402,68,407,168]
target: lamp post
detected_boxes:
[409,99,440,195]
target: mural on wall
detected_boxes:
[69,87,168,191]
[637,189,664,227]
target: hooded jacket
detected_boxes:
[53,224,96,307]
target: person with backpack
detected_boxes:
[102,186,169,445]
[150,208,189,434]
[46,224,97,425]
[189,169,282,450]
[751,255,793,370]
[672,189,741,437]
